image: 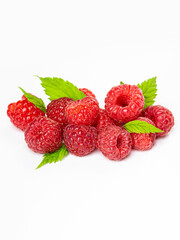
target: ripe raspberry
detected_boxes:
[25,116,62,154]
[47,97,74,130]
[21,94,27,100]
[65,96,99,126]
[95,109,115,132]
[7,97,45,131]
[63,124,97,156]
[105,84,144,123]
[79,88,96,99]
[97,125,132,160]
[142,105,174,137]
[131,117,156,150]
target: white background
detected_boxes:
[0,0,180,239]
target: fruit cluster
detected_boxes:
[7,77,174,168]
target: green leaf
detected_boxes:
[120,81,124,85]
[36,144,68,169]
[137,77,157,109]
[124,120,163,133]
[19,87,46,113]
[36,76,86,101]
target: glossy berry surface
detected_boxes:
[63,124,97,156]
[79,88,96,99]
[95,109,114,132]
[25,116,62,154]
[105,84,144,123]
[97,125,132,160]
[65,96,99,126]
[142,105,174,137]
[47,97,74,130]
[131,117,156,150]
[7,97,45,131]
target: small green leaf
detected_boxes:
[36,144,68,169]
[124,120,163,133]
[19,87,46,113]
[120,81,124,85]
[137,77,157,109]
[36,76,86,101]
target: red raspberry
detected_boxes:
[7,97,45,131]
[79,88,96,99]
[142,105,174,137]
[95,109,115,132]
[63,124,97,156]
[65,96,99,126]
[131,117,156,150]
[21,94,27,100]
[47,97,74,130]
[105,84,144,123]
[25,116,62,154]
[97,125,132,160]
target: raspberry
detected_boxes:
[79,88,96,99]
[105,84,144,123]
[142,105,174,137]
[25,116,62,153]
[7,97,45,131]
[21,94,27,100]
[131,117,156,150]
[63,124,97,156]
[47,97,74,130]
[65,96,99,126]
[95,109,115,132]
[97,125,132,160]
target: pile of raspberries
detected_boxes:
[7,84,174,161]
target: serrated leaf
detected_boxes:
[36,76,86,101]
[120,81,124,85]
[19,87,46,113]
[36,144,68,169]
[124,120,163,134]
[137,77,157,108]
